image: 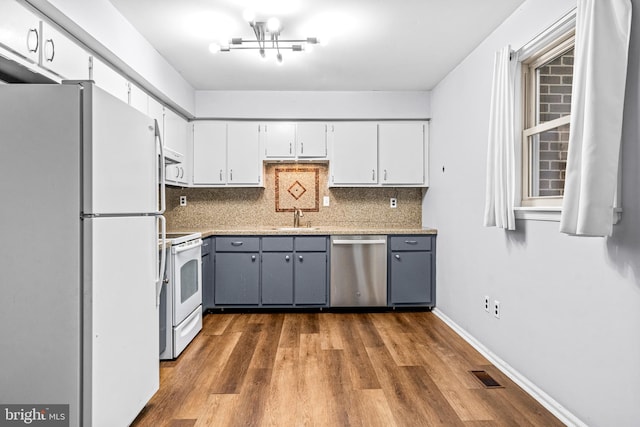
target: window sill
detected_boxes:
[514,206,562,222]
[513,207,623,224]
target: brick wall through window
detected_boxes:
[535,48,573,197]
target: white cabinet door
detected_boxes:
[164,110,189,185]
[91,57,129,104]
[296,122,327,158]
[0,0,40,64]
[227,122,262,185]
[264,122,296,158]
[379,123,425,185]
[40,22,91,80]
[193,122,226,185]
[129,83,148,115]
[330,122,378,186]
[164,109,188,156]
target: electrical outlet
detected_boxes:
[390,198,397,208]
[484,296,490,312]
[179,196,187,207]
[494,300,501,319]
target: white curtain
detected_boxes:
[560,0,632,237]
[484,46,518,230]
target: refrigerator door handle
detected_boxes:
[157,215,167,308]
[155,119,166,214]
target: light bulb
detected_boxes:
[208,42,221,54]
[267,17,281,33]
[242,9,256,23]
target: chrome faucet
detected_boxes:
[293,207,304,228]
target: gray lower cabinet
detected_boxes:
[201,237,214,310]
[214,237,260,305]
[213,235,328,307]
[294,251,327,304]
[262,252,294,304]
[388,235,435,307]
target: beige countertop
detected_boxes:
[167,226,437,238]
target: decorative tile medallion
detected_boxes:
[275,167,319,212]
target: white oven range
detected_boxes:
[160,232,203,360]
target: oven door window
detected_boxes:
[180,259,199,303]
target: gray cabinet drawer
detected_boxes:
[215,237,260,252]
[389,235,432,251]
[262,237,294,252]
[295,236,327,252]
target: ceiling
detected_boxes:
[108,0,525,91]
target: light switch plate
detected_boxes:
[323,196,330,207]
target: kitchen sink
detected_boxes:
[272,227,320,231]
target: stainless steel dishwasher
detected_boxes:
[330,235,387,306]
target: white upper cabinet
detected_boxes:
[164,109,188,157]
[263,122,327,159]
[0,1,40,65]
[192,122,262,187]
[296,122,327,158]
[227,122,262,186]
[163,109,189,186]
[329,122,378,186]
[378,122,426,185]
[263,122,296,158]
[91,57,129,104]
[39,22,91,80]
[193,122,226,185]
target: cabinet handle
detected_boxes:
[251,255,256,261]
[372,169,376,181]
[395,254,401,260]
[289,142,292,154]
[180,167,184,179]
[230,169,233,181]
[285,255,290,261]
[404,240,418,245]
[384,170,388,181]
[219,169,223,181]
[27,28,39,53]
[299,255,303,261]
[300,142,304,153]
[231,241,244,246]
[44,38,55,62]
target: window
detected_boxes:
[521,31,575,207]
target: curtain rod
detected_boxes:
[514,7,577,61]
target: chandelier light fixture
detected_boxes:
[208,9,321,64]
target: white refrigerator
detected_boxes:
[0,82,164,426]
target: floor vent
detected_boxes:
[470,370,503,388]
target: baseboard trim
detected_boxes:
[432,308,586,427]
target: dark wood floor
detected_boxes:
[131,311,563,427]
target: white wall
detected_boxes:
[196,90,430,119]
[424,0,640,426]
[25,0,196,116]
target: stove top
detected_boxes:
[162,232,202,246]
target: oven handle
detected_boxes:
[174,239,203,254]
[157,215,167,307]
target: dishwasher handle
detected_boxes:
[332,239,387,245]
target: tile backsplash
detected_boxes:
[165,164,423,230]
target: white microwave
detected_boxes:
[164,147,187,186]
